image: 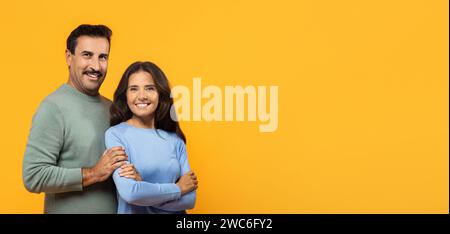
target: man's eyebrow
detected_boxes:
[81,51,93,55]
[99,53,109,57]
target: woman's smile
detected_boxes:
[135,102,151,109]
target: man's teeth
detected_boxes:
[87,73,100,78]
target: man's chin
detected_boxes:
[83,83,102,95]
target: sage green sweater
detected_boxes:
[23,84,117,213]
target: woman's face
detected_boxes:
[126,70,159,120]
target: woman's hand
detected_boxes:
[176,171,198,195]
[118,163,142,181]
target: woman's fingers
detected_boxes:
[119,164,135,173]
[119,166,134,173]
[186,171,194,176]
[121,163,134,169]
[119,167,140,179]
[123,174,137,179]
[119,164,135,175]
[119,171,135,177]
[119,169,133,175]
[112,161,127,170]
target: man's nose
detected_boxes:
[90,58,101,71]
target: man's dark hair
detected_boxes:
[66,24,112,54]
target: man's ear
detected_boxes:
[65,49,72,67]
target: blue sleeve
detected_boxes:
[153,137,197,211]
[105,129,182,206]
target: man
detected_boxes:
[23,24,137,213]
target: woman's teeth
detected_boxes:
[136,103,149,108]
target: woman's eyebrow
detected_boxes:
[128,84,155,88]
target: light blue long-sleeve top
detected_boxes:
[105,122,196,214]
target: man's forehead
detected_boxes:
[75,36,110,53]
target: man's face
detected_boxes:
[66,36,110,96]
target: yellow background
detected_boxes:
[0,0,448,213]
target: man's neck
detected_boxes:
[67,79,99,97]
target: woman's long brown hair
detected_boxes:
[110,61,186,143]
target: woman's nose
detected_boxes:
[137,92,148,100]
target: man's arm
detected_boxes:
[82,167,99,188]
[22,101,83,193]
[22,101,129,193]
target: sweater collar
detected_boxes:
[61,83,102,103]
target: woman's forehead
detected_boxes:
[128,71,154,85]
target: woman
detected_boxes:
[105,61,198,214]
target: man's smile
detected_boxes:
[83,70,103,81]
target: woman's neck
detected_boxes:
[127,115,155,129]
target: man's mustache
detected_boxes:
[83,69,103,78]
